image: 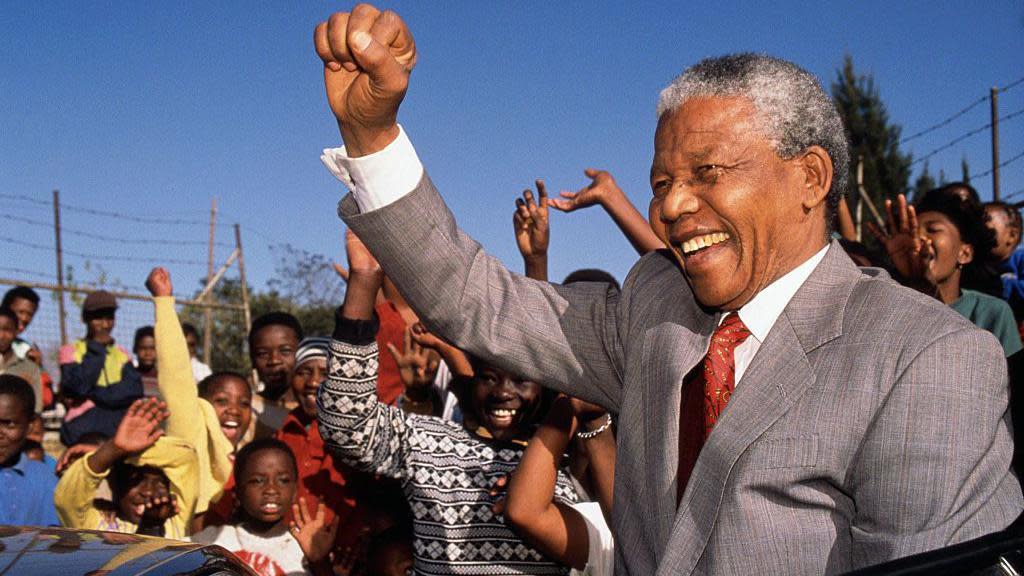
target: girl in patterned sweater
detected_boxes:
[317,232,577,575]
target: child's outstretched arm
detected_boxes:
[513,180,550,281]
[146,267,233,512]
[502,396,590,569]
[549,169,664,256]
[55,398,168,529]
[318,230,416,479]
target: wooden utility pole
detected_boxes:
[52,190,67,346]
[234,224,251,335]
[204,198,217,366]
[991,87,1001,200]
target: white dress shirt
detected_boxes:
[322,127,831,386]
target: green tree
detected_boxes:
[181,245,342,374]
[961,156,971,185]
[913,162,937,199]
[831,55,913,232]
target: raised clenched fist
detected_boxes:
[314,4,416,157]
[145,267,173,298]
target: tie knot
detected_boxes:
[713,312,750,346]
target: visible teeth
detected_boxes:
[682,232,730,255]
[491,408,516,417]
[223,421,238,428]
[261,503,280,512]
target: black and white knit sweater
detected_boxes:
[317,315,578,575]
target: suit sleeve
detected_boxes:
[340,173,626,412]
[849,326,1023,567]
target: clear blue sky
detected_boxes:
[2,1,1023,309]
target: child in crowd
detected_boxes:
[249,312,303,437]
[55,397,198,538]
[191,438,336,576]
[145,267,238,523]
[0,374,58,526]
[317,231,578,575]
[499,395,615,576]
[0,308,42,413]
[133,326,159,397]
[181,322,213,383]
[2,286,41,361]
[2,287,54,410]
[59,290,143,445]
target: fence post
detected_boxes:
[52,189,67,346]
[234,224,252,336]
[204,198,217,366]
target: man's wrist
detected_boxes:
[339,122,400,158]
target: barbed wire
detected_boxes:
[0,192,232,227]
[1,213,233,247]
[900,74,1024,145]
[910,106,1024,167]
[1,234,208,266]
[0,266,55,281]
[972,148,1024,181]
[1005,186,1024,203]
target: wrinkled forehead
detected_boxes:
[652,97,769,167]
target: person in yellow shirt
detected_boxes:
[54,397,198,539]
[145,267,245,524]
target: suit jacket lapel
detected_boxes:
[659,241,861,575]
[642,308,717,555]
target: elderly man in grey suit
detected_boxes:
[312,5,1023,575]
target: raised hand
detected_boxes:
[112,398,168,455]
[409,322,474,379]
[514,181,550,261]
[290,497,339,565]
[139,493,178,528]
[387,328,441,391]
[867,194,931,283]
[145,267,173,298]
[548,168,620,213]
[314,4,416,156]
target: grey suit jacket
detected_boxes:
[341,174,1023,575]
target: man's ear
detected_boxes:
[796,145,833,211]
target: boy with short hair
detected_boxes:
[59,291,143,446]
[0,308,43,413]
[2,286,41,361]
[248,312,303,437]
[133,326,158,397]
[0,374,58,526]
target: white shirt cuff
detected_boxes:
[320,124,424,213]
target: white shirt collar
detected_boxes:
[733,244,831,342]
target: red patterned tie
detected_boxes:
[677,312,751,504]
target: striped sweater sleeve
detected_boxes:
[317,318,414,481]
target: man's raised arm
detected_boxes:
[314,5,627,412]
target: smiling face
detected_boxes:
[469,364,543,443]
[649,96,830,311]
[291,358,325,418]
[237,448,296,529]
[202,375,253,447]
[251,326,298,397]
[114,466,170,525]
[986,205,1020,262]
